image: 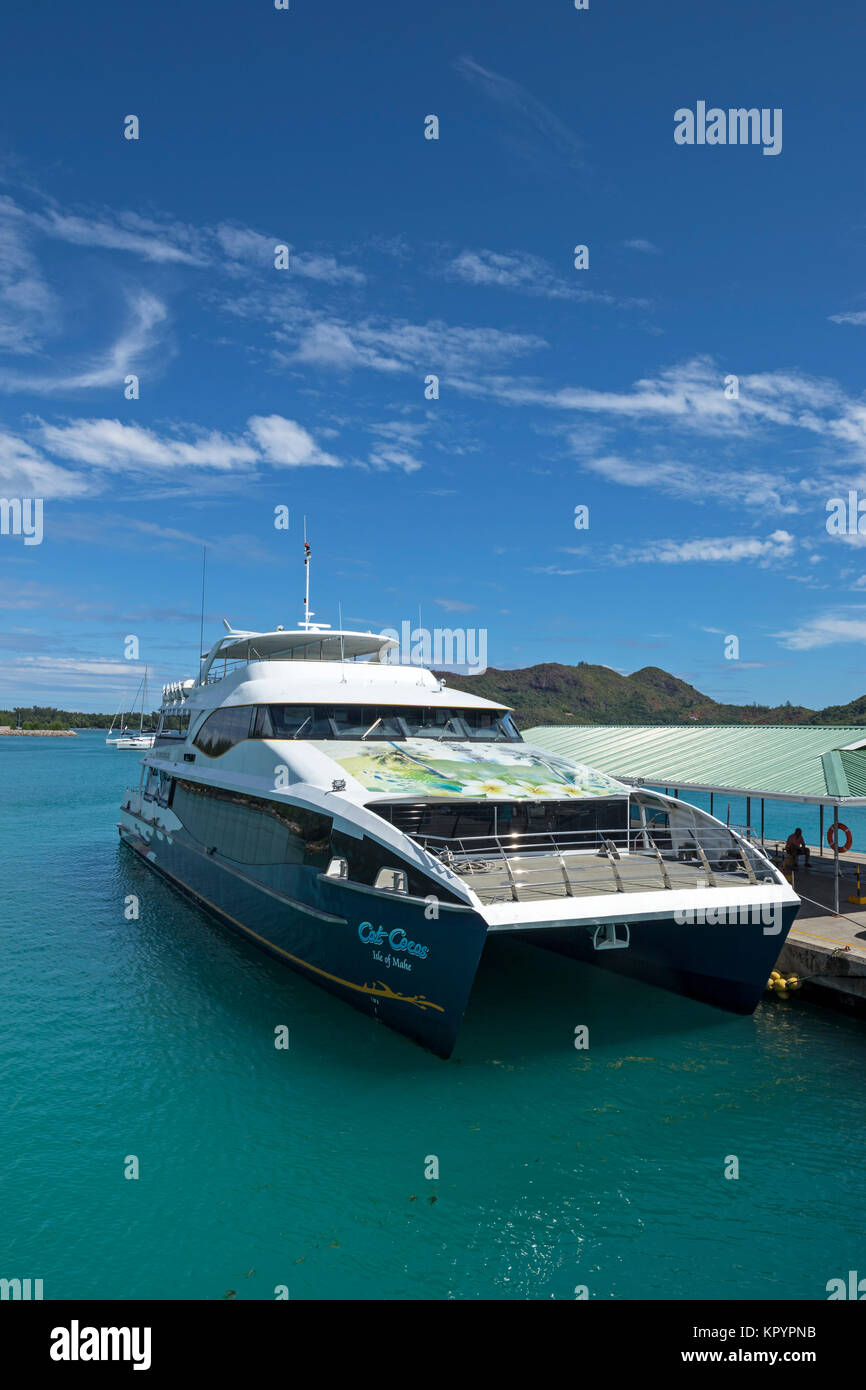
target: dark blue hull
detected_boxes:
[119,821,487,1057]
[524,903,800,1014]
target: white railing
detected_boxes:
[414,824,776,903]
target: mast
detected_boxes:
[301,518,314,630]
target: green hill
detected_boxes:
[438,662,818,728]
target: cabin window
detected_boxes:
[374,798,629,846]
[252,705,275,738]
[156,773,175,809]
[193,705,255,758]
[157,711,191,737]
[248,704,522,743]
[266,705,318,739]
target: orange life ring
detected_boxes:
[827,823,852,853]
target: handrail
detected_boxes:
[600,838,624,892]
[413,820,776,902]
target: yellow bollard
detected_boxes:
[848,864,866,905]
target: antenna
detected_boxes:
[301,517,314,630]
[198,546,207,677]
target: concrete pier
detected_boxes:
[766,844,866,1012]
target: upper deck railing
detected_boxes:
[414,823,779,903]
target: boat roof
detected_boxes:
[201,626,397,669]
[181,624,508,712]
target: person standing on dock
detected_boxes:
[785,828,811,868]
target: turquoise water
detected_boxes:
[1,732,864,1301]
[651,786,866,854]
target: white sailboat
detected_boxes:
[115,669,156,750]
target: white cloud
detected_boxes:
[0,209,58,353]
[247,414,341,467]
[622,238,660,254]
[36,416,258,473]
[775,611,866,650]
[33,208,206,265]
[0,429,91,497]
[367,444,423,474]
[446,248,619,304]
[284,314,546,375]
[457,356,858,440]
[4,410,421,493]
[216,224,365,284]
[828,311,866,326]
[0,292,168,395]
[434,598,477,612]
[577,450,799,513]
[606,531,796,566]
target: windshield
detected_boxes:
[258,704,521,742]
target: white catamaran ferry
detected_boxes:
[118,567,800,1056]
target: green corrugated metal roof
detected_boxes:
[837,749,866,799]
[524,724,866,804]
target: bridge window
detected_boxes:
[193,705,255,758]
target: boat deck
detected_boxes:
[443,848,773,905]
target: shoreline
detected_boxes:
[0,726,79,737]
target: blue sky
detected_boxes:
[1,0,865,713]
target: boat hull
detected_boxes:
[118,817,487,1057]
[521,902,800,1014]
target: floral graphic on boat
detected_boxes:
[317,739,627,800]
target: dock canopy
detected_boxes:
[525,724,866,806]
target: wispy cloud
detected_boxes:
[448,355,866,508]
[574,450,799,513]
[445,248,630,305]
[622,238,660,254]
[0,213,58,353]
[215,223,366,284]
[277,312,546,375]
[454,55,586,171]
[434,597,477,612]
[828,310,866,326]
[775,610,866,650]
[604,531,796,566]
[0,291,168,395]
[31,206,206,265]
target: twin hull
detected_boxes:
[118,802,797,1057]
